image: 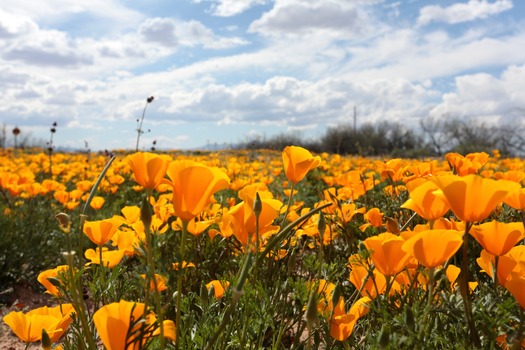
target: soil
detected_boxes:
[0,282,55,350]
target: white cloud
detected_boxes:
[139,18,179,47]
[430,64,525,125]
[249,0,373,39]
[1,0,144,31]
[162,76,436,128]
[138,17,248,49]
[338,27,525,82]
[0,9,37,38]
[204,0,269,17]
[417,0,513,27]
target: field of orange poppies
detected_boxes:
[1,147,524,349]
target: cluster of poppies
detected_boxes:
[1,147,525,348]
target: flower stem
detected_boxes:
[459,222,480,348]
[175,220,189,349]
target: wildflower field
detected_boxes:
[0,147,524,349]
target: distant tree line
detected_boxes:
[235,117,525,158]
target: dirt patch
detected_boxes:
[0,283,54,350]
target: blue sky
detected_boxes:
[1,0,524,151]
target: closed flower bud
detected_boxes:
[305,290,318,328]
[253,192,262,219]
[55,212,71,233]
[404,307,415,332]
[378,325,390,348]
[317,211,326,236]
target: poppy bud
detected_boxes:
[140,197,153,231]
[317,211,326,236]
[378,325,390,348]
[253,192,262,219]
[200,282,209,306]
[404,307,415,332]
[331,282,342,308]
[42,328,52,350]
[305,289,318,328]
[55,212,71,233]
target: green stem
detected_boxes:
[64,252,97,350]
[176,220,189,349]
[280,183,295,227]
[459,222,480,348]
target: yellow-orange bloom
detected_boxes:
[128,152,171,190]
[401,180,449,221]
[83,217,122,246]
[3,304,75,343]
[402,229,463,268]
[330,296,371,341]
[93,300,148,350]
[430,174,521,223]
[282,146,321,184]
[85,247,125,268]
[445,152,489,176]
[227,185,282,247]
[93,300,176,349]
[503,188,525,210]
[37,265,69,296]
[90,196,105,210]
[141,274,168,292]
[166,160,230,222]
[364,232,410,276]
[470,221,524,256]
[477,246,525,287]
[505,272,525,309]
[206,280,230,298]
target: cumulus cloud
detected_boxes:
[0,9,36,38]
[195,0,269,17]
[139,18,178,47]
[162,76,436,127]
[2,29,94,68]
[249,0,371,38]
[139,17,248,49]
[1,0,143,31]
[417,0,513,27]
[430,64,525,125]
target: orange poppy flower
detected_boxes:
[330,296,371,341]
[282,146,321,184]
[3,304,75,343]
[37,265,69,296]
[478,246,525,286]
[505,272,525,309]
[206,280,230,298]
[402,229,463,268]
[503,188,525,210]
[85,247,125,268]
[225,184,282,248]
[166,160,230,222]
[430,174,521,223]
[83,217,122,246]
[445,152,489,176]
[128,152,171,190]
[401,180,449,221]
[359,207,384,232]
[90,196,105,210]
[470,221,524,256]
[141,274,168,292]
[93,300,159,350]
[364,232,410,276]
[349,264,387,298]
